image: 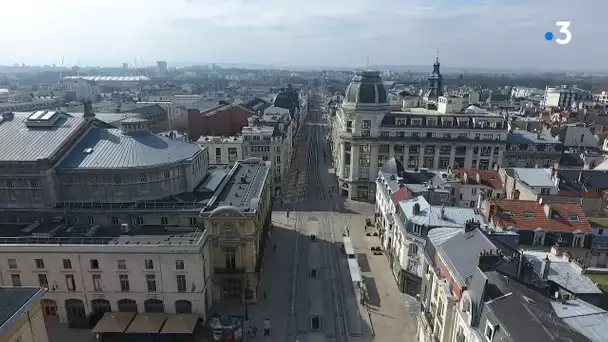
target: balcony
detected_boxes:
[214,267,246,274]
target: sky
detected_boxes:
[0,0,605,70]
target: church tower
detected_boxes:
[427,57,443,100]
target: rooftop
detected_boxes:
[399,196,486,228]
[0,287,45,335]
[508,168,555,188]
[557,169,608,193]
[0,112,86,162]
[434,227,497,285]
[523,250,602,294]
[506,129,562,145]
[0,222,206,247]
[490,199,591,232]
[201,157,271,216]
[452,169,503,189]
[482,271,590,342]
[551,299,608,341]
[58,127,204,169]
[63,76,151,82]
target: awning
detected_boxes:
[91,312,136,333]
[124,313,168,334]
[160,314,199,334]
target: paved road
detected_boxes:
[247,90,416,342]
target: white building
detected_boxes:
[241,119,288,195]
[197,135,244,167]
[0,227,211,327]
[331,71,508,201]
[543,86,584,108]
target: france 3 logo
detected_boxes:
[544,21,572,45]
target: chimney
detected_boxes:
[477,249,502,270]
[440,205,446,220]
[551,244,562,256]
[413,203,421,215]
[83,100,95,119]
[540,255,551,280]
[543,203,553,219]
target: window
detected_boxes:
[140,173,146,182]
[534,233,544,245]
[310,269,318,278]
[11,274,21,287]
[570,215,580,221]
[177,275,187,292]
[117,259,127,269]
[164,171,170,179]
[540,188,550,195]
[189,217,197,225]
[38,274,48,288]
[599,228,604,235]
[412,224,422,235]
[161,216,169,225]
[145,259,154,269]
[66,274,76,291]
[136,216,144,225]
[8,259,17,269]
[523,212,535,218]
[471,188,478,195]
[484,322,496,341]
[175,260,185,270]
[112,216,120,225]
[119,275,130,292]
[573,235,583,248]
[92,274,102,292]
[63,259,72,269]
[223,248,237,268]
[35,259,44,269]
[90,259,99,269]
[146,275,157,292]
[88,216,94,224]
[311,316,321,330]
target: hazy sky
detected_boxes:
[1,0,605,70]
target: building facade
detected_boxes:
[0,230,211,328]
[331,70,508,201]
[0,287,49,342]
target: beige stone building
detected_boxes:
[200,157,273,304]
[0,287,49,342]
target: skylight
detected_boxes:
[569,215,580,221]
[523,212,535,218]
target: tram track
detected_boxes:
[309,93,350,342]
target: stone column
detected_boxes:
[370,145,379,181]
[418,144,425,168]
[351,144,359,181]
[449,146,456,168]
[433,146,441,170]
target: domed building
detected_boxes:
[329,66,509,201]
[272,84,299,118]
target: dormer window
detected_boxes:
[484,322,497,341]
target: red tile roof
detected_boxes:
[490,199,591,233]
[453,169,503,190]
[391,187,408,205]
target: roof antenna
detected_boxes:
[436,48,440,63]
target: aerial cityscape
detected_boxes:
[2,1,608,342]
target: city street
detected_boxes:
[247,91,417,342]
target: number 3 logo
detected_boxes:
[555,21,572,45]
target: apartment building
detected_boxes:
[503,130,563,168]
[197,135,244,168]
[331,70,508,201]
[450,169,504,208]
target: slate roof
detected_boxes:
[557,169,608,192]
[0,112,86,161]
[483,271,590,342]
[511,168,555,188]
[491,199,591,232]
[58,127,204,169]
[551,298,608,341]
[435,228,496,285]
[523,250,601,294]
[0,287,44,333]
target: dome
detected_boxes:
[344,71,388,106]
[272,84,299,111]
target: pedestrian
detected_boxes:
[252,326,258,336]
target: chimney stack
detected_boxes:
[83,100,95,119]
[540,255,551,280]
[477,249,502,270]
